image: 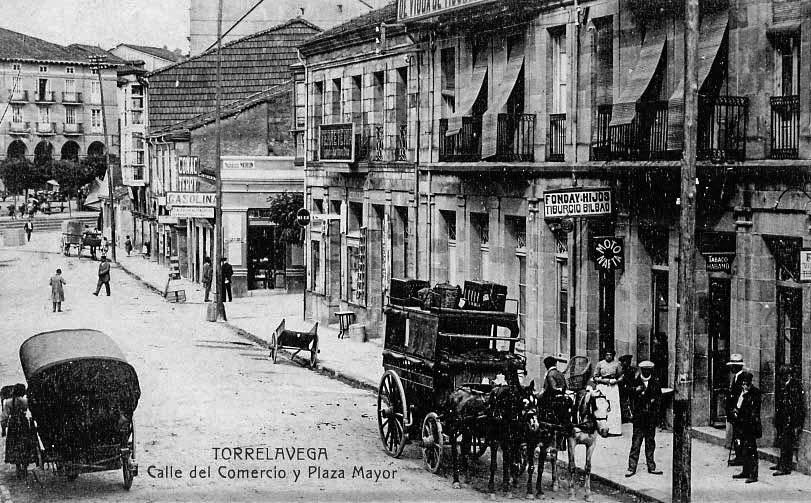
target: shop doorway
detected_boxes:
[708,277,731,425]
[247,225,278,290]
[776,286,802,383]
[651,269,669,387]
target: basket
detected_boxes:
[433,283,461,309]
[563,356,593,392]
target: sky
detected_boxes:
[2,0,190,53]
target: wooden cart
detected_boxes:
[269,319,319,368]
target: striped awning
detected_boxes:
[609,28,667,127]
[481,56,524,158]
[666,12,729,151]
[446,66,488,136]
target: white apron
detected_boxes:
[596,382,623,435]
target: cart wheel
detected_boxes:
[269,334,278,363]
[377,370,408,458]
[122,454,134,490]
[309,338,318,368]
[421,412,443,473]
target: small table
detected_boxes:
[335,311,355,340]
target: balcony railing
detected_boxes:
[9,122,30,135]
[9,90,28,103]
[609,101,669,161]
[592,105,612,160]
[35,91,56,103]
[355,123,383,162]
[62,92,83,104]
[35,122,56,134]
[318,123,354,162]
[497,113,535,162]
[439,116,482,162]
[697,95,749,162]
[395,123,409,161]
[62,123,84,136]
[547,113,566,162]
[770,95,799,160]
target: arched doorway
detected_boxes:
[87,141,106,158]
[7,140,27,160]
[61,141,80,161]
[34,140,53,164]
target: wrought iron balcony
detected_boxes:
[697,95,748,162]
[395,123,409,161]
[770,95,799,160]
[35,122,56,135]
[609,101,669,161]
[62,123,84,136]
[62,92,83,104]
[439,116,482,162]
[34,91,56,103]
[9,90,28,103]
[9,121,30,135]
[547,113,565,162]
[497,113,535,162]
[592,105,612,161]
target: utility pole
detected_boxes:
[213,0,227,321]
[89,54,116,262]
[673,0,699,501]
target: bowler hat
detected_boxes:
[639,360,655,369]
[726,353,745,366]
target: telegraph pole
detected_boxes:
[89,54,116,262]
[213,0,227,321]
[673,0,699,501]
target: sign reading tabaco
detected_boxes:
[397,0,497,21]
[543,188,612,218]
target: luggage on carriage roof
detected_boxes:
[563,356,593,392]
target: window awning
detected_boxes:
[667,12,729,151]
[609,29,667,127]
[446,66,488,136]
[481,56,524,158]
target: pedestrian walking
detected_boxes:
[124,236,133,256]
[725,354,746,465]
[23,219,33,242]
[619,354,636,423]
[49,268,66,312]
[772,365,805,476]
[93,256,111,296]
[594,349,623,435]
[731,371,761,483]
[100,236,109,260]
[625,360,663,477]
[1,383,35,479]
[221,257,233,302]
[202,257,213,302]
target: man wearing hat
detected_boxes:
[730,371,761,482]
[541,355,568,398]
[625,360,663,477]
[725,354,746,465]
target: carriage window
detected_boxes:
[557,258,569,358]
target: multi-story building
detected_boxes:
[0,28,119,165]
[110,44,184,72]
[301,0,811,470]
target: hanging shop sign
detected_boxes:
[296,208,311,226]
[592,236,624,271]
[543,188,612,218]
[170,206,214,218]
[397,0,497,22]
[703,252,735,273]
[800,249,811,282]
[166,192,216,207]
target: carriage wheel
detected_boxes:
[421,412,443,473]
[122,454,134,490]
[377,370,408,458]
[269,333,278,363]
[309,338,318,368]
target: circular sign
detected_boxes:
[296,208,311,227]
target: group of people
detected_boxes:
[200,257,234,302]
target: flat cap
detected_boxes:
[638,360,655,369]
[726,353,744,366]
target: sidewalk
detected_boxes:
[116,252,811,503]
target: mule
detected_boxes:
[521,390,573,499]
[565,388,611,501]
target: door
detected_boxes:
[708,278,731,424]
[598,269,616,355]
[651,270,669,387]
[776,286,802,384]
[247,226,274,290]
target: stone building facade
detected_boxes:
[301,0,811,471]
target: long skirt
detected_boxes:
[596,382,623,435]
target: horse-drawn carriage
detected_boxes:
[20,329,140,489]
[377,294,524,473]
[60,221,101,257]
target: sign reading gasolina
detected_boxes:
[543,188,612,218]
[167,192,216,207]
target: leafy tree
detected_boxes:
[0,157,36,195]
[50,160,97,198]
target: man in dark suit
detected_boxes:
[625,360,663,477]
[725,353,746,465]
[772,365,805,476]
[220,257,234,302]
[731,371,761,483]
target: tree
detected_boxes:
[0,157,35,195]
[49,160,97,198]
[265,192,305,271]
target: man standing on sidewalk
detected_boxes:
[23,219,32,242]
[221,257,233,302]
[202,257,213,302]
[772,365,805,476]
[731,372,761,483]
[726,354,746,465]
[625,360,663,477]
[93,256,111,296]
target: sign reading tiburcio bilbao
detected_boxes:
[543,188,612,218]
[397,0,498,21]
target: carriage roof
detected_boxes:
[20,329,130,379]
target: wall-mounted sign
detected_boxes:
[170,206,214,218]
[543,188,612,218]
[800,249,811,282]
[592,236,624,271]
[177,156,199,193]
[223,160,255,169]
[296,208,311,227]
[397,0,497,22]
[166,192,216,207]
[318,123,354,162]
[703,252,735,273]
[157,215,178,225]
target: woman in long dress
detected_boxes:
[1,383,35,479]
[594,349,623,435]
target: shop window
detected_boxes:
[550,28,567,114]
[347,228,367,306]
[441,47,456,115]
[776,286,802,382]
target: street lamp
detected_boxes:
[88,54,116,262]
